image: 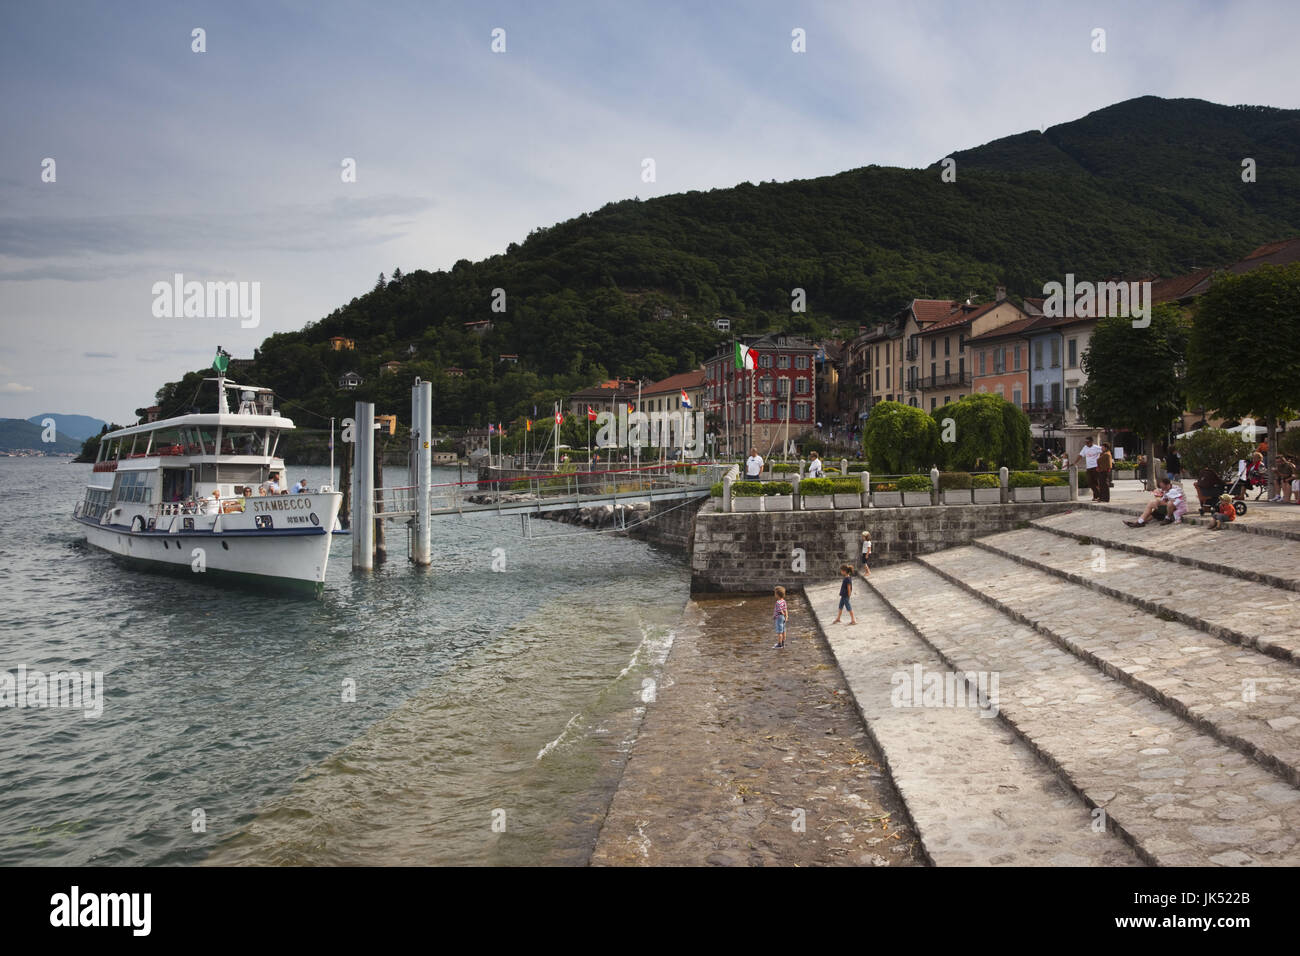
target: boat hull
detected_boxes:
[75,493,341,597]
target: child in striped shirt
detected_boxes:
[772,586,788,649]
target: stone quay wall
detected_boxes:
[690,501,1078,593]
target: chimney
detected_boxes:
[996,285,1007,302]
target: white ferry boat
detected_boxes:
[74,358,342,596]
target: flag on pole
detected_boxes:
[526,418,532,432]
[735,342,755,370]
[680,388,692,409]
[487,423,494,435]
[554,409,562,425]
[626,401,635,413]
[498,422,504,436]
[587,405,597,422]
[212,349,229,373]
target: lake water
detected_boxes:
[0,458,687,865]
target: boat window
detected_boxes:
[224,430,267,455]
[114,470,154,504]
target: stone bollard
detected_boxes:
[791,475,801,510]
[723,474,733,513]
[1000,466,1009,505]
[930,465,940,505]
[1068,464,1080,500]
[841,458,849,476]
[860,469,871,508]
[799,460,806,478]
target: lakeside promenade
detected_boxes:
[593,484,1300,866]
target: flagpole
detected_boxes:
[554,402,559,472]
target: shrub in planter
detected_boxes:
[798,478,834,495]
[731,481,764,496]
[1042,476,1068,486]
[763,481,794,495]
[870,481,898,492]
[937,471,972,490]
[763,480,794,510]
[1042,475,1071,500]
[831,477,865,509]
[771,462,797,473]
[897,475,933,492]
[846,463,870,473]
[971,474,1000,488]
[1008,471,1043,488]
[709,481,724,497]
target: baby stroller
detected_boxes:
[1194,467,1247,516]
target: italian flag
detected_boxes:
[735,342,756,370]
[587,405,597,422]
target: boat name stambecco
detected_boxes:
[252,496,314,511]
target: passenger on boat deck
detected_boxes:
[294,478,308,494]
[258,482,270,496]
[225,488,246,513]
[203,488,221,514]
[267,473,282,494]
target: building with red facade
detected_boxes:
[704,334,818,457]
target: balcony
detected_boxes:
[906,341,919,360]
[1023,401,1064,421]
[922,371,972,390]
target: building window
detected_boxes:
[959,357,965,379]
[777,378,790,396]
[1050,382,1061,405]
[1013,346,1022,371]
[1034,384,1044,404]
[979,351,986,375]
[995,383,1005,396]
[795,403,810,421]
[1067,338,1077,368]
[944,360,950,377]
[930,339,936,359]
[993,349,1004,374]
[795,378,809,394]
[959,334,966,353]
[1013,387,1022,406]
[886,366,891,388]
[875,368,880,391]
[1050,338,1060,368]
[759,401,772,419]
[944,337,951,357]
[930,397,937,411]
[1034,340,1043,369]
[795,355,809,369]
[778,355,790,369]
[759,354,772,368]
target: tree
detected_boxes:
[1079,305,1188,488]
[1185,264,1300,494]
[1174,428,1245,477]
[932,393,1031,470]
[861,401,938,474]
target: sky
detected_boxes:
[2,0,1298,425]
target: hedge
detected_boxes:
[798,478,834,495]
[1009,471,1043,488]
[709,481,724,497]
[763,481,794,495]
[871,481,898,492]
[830,478,864,495]
[971,473,1001,489]
[897,475,933,492]
[731,481,764,497]
[937,471,972,490]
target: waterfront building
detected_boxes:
[704,334,818,456]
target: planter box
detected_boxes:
[972,487,1002,504]
[872,491,902,508]
[833,493,865,509]
[801,494,834,511]
[1043,485,1070,502]
[1011,487,1043,502]
[732,496,763,512]
[941,489,972,505]
[764,495,793,511]
[902,490,934,507]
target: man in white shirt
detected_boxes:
[294,478,309,494]
[267,472,282,494]
[1075,436,1102,501]
[807,452,823,478]
[745,448,764,480]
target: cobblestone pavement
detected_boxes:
[591,595,924,866]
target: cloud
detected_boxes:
[0,382,34,393]
[83,352,117,359]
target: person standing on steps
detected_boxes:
[832,565,857,626]
[745,447,764,481]
[1096,443,1113,503]
[1075,436,1102,501]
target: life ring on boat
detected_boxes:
[131,514,146,532]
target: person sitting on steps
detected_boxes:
[1124,477,1186,528]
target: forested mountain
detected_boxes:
[145,96,1300,430]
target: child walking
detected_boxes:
[860,531,872,577]
[832,564,857,625]
[772,586,789,649]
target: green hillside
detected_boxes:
[0,419,83,453]
[142,95,1300,430]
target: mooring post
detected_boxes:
[352,401,375,571]
[412,379,433,566]
[1068,463,1080,500]
[1000,465,1010,505]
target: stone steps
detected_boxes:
[1031,510,1300,593]
[804,579,1142,866]
[919,545,1300,788]
[866,562,1300,866]
[969,527,1300,666]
